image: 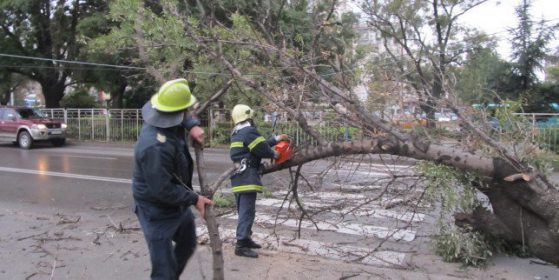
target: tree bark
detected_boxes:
[111,81,127,108]
[457,182,559,264]
[190,82,232,280]
[262,138,559,265]
[41,77,66,108]
[193,142,224,280]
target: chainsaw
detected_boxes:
[271,112,294,165]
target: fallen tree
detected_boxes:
[95,0,559,277]
[178,7,559,265]
[265,140,559,265]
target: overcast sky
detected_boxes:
[459,0,559,59]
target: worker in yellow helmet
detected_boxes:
[132,78,213,279]
[229,104,288,258]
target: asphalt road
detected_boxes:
[2,140,559,279]
[0,141,234,212]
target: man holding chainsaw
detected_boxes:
[229,104,290,258]
[132,78,213,279]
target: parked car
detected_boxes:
[0,106,67,149]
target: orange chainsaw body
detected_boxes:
[274,141,293,164]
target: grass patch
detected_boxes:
[212,193,236,208]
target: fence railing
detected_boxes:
[40,108,354,147]
[39,109,559,152]
[513,113,559,153]
[40,108,142,142]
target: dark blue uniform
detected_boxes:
[132,123,200,280]
[230,124,277,241]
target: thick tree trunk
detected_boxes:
[456,184,559,264]
[111,81,127,108]
[0,90,9,105]
[455,166,559,264]
[41,78,66,108]
[262,139,559,265]
[401,138,559,265]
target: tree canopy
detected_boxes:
[0,0,110,107]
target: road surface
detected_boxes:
[0,141,557,279]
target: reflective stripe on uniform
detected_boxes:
[248,136,266,151]
[230,141,244,148]
[232,184,264,193]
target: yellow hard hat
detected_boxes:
[232,104,254,124]
[150,78,197,112]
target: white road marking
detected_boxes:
[309,170,391,177]
[256,198,425,222]
[37,148,133,157]
[329,184,426,193]
[335,163,413,170]
[222,212,416,242]
[46,154,118,160]
[333,208,424,222]
[335,170,391,177]
[0,166,132,184]
[274,191,367,200]
[0,166,206,190]
[272,191,406,209]
[330,184,386,191]
[197,226,407,267]
[273,191,403,205]
[307,164,416,178]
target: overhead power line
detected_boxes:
[0,53,266,76]
[0,53,146,70]
[0,64,142,72]
[0,53,363,77]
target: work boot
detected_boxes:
[246,239,262,249]
[235,247,259,258]
[235,240,259,258]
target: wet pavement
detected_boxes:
[1,140,559,279]
[0,140,430,268]
[0,141,237,212]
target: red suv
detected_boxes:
[0,106,67,149]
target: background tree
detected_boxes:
[454,45,521,106]
[0,0,109,107]
[509,0,555,92]
[545,47,559,85]
[74,10,137,109]
[361,0,490,125]
[507,0,558,111]
[59,89,98,108]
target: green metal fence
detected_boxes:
[40,108,142,142]
[514,113,559,153]
[40,109,559,152]
[40,108,354,147]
